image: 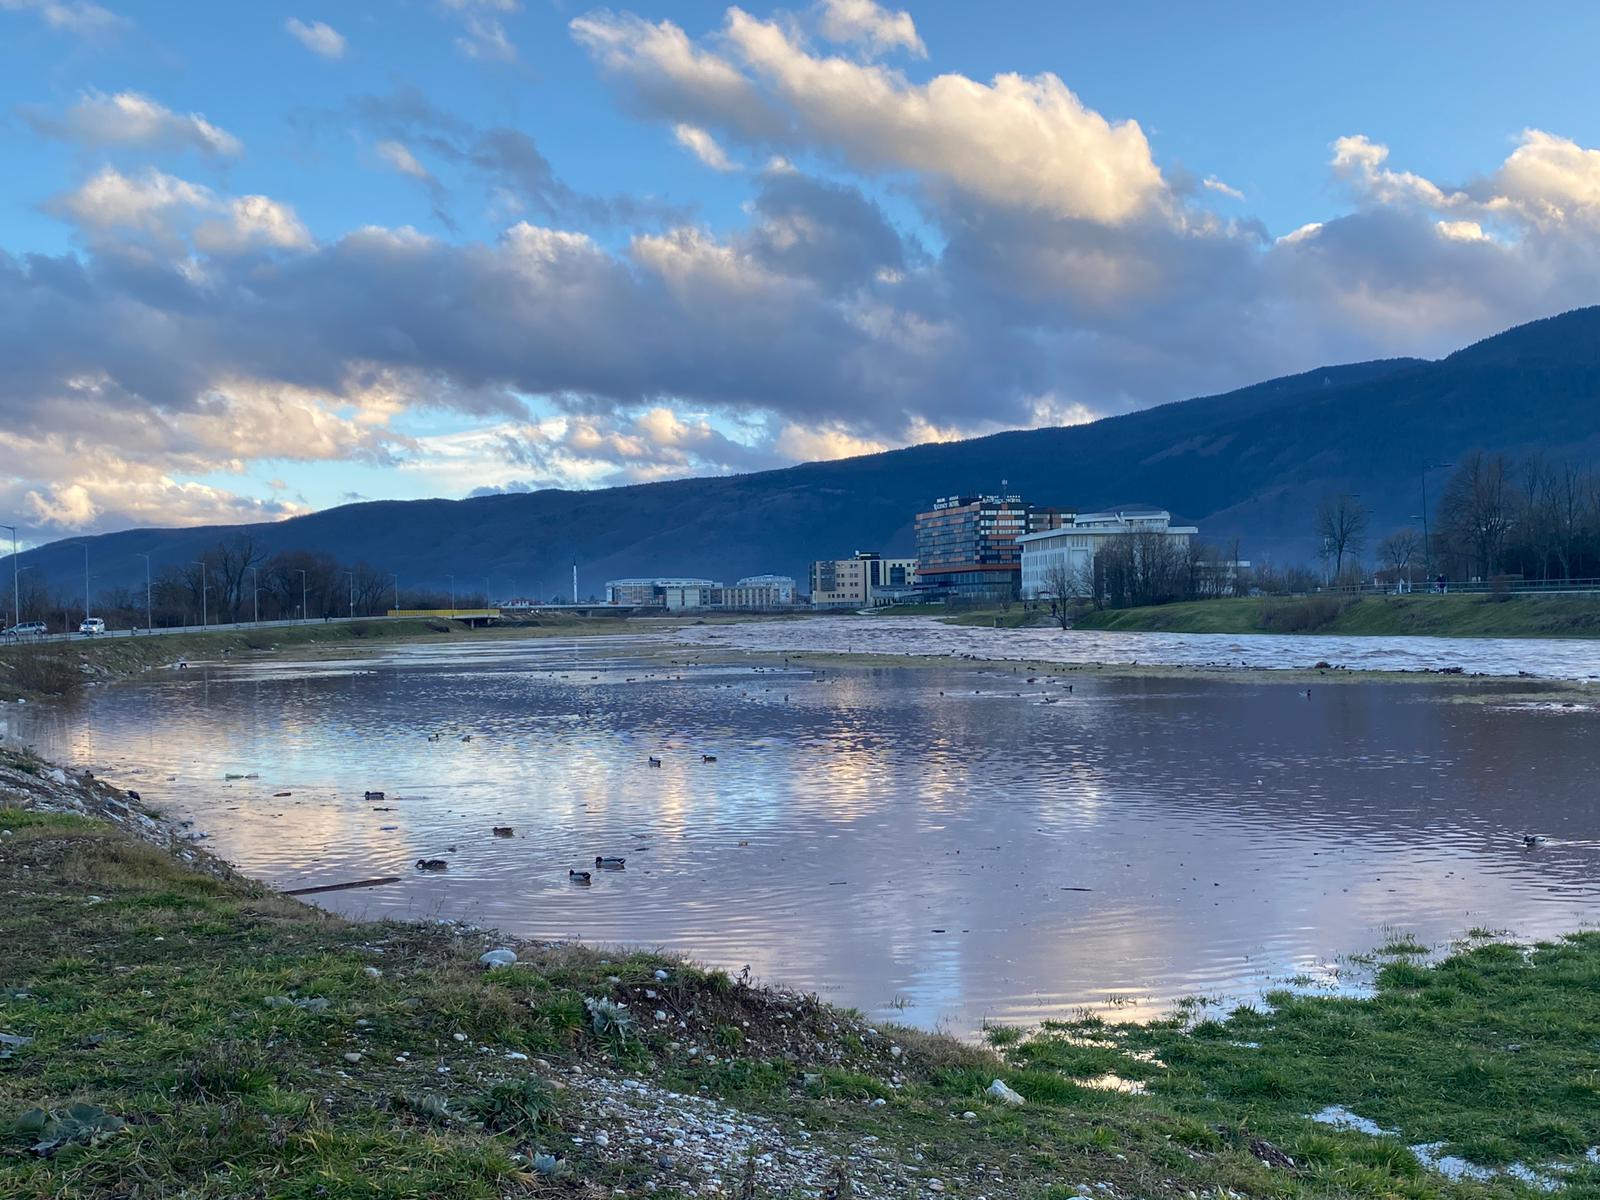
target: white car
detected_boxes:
[79,618,106,635]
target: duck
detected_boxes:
[364,790,386,801]
[594,856,625,869]
[647,756,662,768]
[125,789,141,801]
[492,826,514,838]
[415,858,448,871]
[701,754,717,763]
[569,869,592,884]
[460,734,473,743]
[427,733,441,742]
[1523,835,1548,848]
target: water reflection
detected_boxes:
[5,633,1599,1034]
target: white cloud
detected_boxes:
[1202,175,1244,201]
[285,16,346,59]
[26,90,242,157]
[376,139,433,180]
[816,0,925,58]
[1435,219,1489,243]
[0,0,125,38]
[442,0,519,61]
[573,7,1167,223]
[672,123,738,171]
[1489,130,1600,228]
[194,195,313,254]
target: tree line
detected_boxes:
[6,536,489,632]
[1315,451,1600,586]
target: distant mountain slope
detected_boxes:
[19,307,1600,594]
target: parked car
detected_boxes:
[3,621,47,638]
[79,617,106,635]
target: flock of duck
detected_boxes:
[404,745,719,881]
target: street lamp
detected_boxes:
[295,568,308,622]
[389,572,399,613]
[447,574,455,616]
[248,565,260,624]
[135,553,152,632]
[343,569,355,618]
[191,561,207,628]
[65,541,90,628]
[1420,462,1453,583]
[0,523,18,632]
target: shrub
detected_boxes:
[1258,595,1350,633]
[5,647,85,697]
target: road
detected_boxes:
[2,614,413,646]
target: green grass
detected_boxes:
[4,807,1599,1197]
[1074,593,1600,639]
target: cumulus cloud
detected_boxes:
[49,165,310,255]
[673,123,738,171]
[573,6,1166,222]
[285,17,346,59]
[376,139,432,180]
[25,90,242,157]
[815,0,925,58]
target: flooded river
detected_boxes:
[5,620,1599,1033]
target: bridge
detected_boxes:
[385,608,503,627]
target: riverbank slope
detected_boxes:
[1071,593,1600,638]
[4,763,1598,1198]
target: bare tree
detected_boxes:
[1041,558,1077,628]
[1378,528,1422,586]
[1315,493,1368,580]
[1438,451,1514,580]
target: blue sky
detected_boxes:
[4,0,1600,541]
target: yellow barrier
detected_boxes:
[385,609,502,618]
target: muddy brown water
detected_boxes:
[6,624,1599,1033]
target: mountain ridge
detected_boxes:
[16,306,1600,595]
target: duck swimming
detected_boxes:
[364,790,385,801]
[594,856,625,869]
[415,858,448,871]
[701,754,717,763]
[647,756,662,767]
[1523,835,1548,847]
[492,826,513,838]
[569,869,592,884]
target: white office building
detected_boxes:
[1017,508,1197,598]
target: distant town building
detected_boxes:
[809,552,917,609]
[605,578,720,606]
[1017,508,1198,598]
[726,575,798,607]
[914,494,1065,601]
[605,574,799,611]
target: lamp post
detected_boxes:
[1420,462,1453,584]
[447,574,455,616]
[191,561,207,628]
[344,569,355,618]
[136,552,152,632]
[67,541,90,627]
[389,572,399,613]
[249,565,260,624]
[0,523,18,632]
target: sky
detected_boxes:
[4,0,1600,544]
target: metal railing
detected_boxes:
[1313,578,1600,597]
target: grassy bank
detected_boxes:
[4,778,1599,1197]
[1074,593,1600,639]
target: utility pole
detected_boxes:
[76,542,89,626]
[136,552,152,632]
[572,561,578,606]
[389,573,399,613]
[0,523,18,632]
[1420,462,1453,583]
[192,561,207,628]
[448,574,455,616]
[249,565,259,623]
[344,569,355,618]
[295,569,307,622]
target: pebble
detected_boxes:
[478,948,518,969]
[344,1052,362,1064]
[363,966,382,978]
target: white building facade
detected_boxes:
[1017,508,1197,599]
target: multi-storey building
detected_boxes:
[809,552,917,608]
[604,578,720,606]
[913,494,1064,601]
[1016,508,1198,598]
